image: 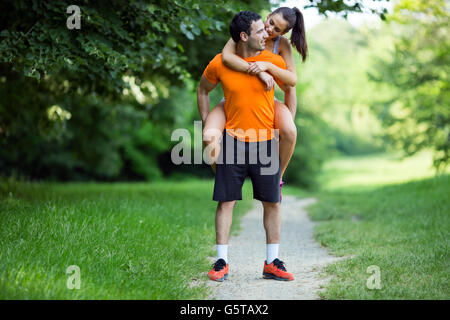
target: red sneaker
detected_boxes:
[208,259,229,282]
[263,258,294,281]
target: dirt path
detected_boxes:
[206,195,345,300]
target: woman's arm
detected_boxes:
[222,36,297,87]
[248,37,298,87]
[221,38,250,72]
[278,36,297,85]
[280,37,298,116]
[278,37,298,116]
[248,61,297,87]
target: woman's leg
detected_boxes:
[203,100,226,173]
[274,99,297,180]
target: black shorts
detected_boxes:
[213,131,281,203]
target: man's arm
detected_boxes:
[197,75,218,124]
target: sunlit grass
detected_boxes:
[300,151,450,299]
[318,150,443,191]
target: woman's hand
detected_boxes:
[257,72,275,91]
[247,61,270,75]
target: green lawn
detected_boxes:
[286,151,450,299]
[1,151,448,300]
[0,179,253,299]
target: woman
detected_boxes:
[203,7,307,198]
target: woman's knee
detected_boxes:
[203,103,226,143]
[203,127,222,144]
[275,103,297,141]
[279,122,297,143]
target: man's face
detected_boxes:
[246,19,268,51]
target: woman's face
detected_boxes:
[264,13,289,39]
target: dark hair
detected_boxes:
[271,7,308,62]
[229,11,262,43]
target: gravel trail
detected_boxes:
[206,195,345,300]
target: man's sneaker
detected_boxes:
[208,259,229,282]
[263,258,294,281]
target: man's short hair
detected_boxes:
[229,11,262,43]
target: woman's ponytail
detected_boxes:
[291,7,308,62]
[272,7,308,62]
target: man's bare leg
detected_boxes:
[208,200,235,281]
[261,200,293,280]
[215,200,236,245]
[262,201,281,244]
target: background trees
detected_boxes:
[2,0,445,186]
[0,0,272,181]
[369,0,449,170]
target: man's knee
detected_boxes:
[261,201,280,210]
[218,200,236,211]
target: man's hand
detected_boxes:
[247,61,270,75]
[258,72,275,91]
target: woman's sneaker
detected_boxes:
[280,180,284,202]
[208,259,229,282]
[263,258,294,281]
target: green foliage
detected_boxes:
[0,0,273,181]
[274,16,400,187]
[0,0,245,92]
[304,0,389,19]
[0,0,394,183]
[369,0,449,170]
[294,19,386,157]
[284,107,332,188]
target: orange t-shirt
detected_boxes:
[203,50,286,142]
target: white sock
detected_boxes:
[217,244,228,263]
[266,243,279,264]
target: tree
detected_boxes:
[0,0,272,180]
[0,0,392,182]
[305,0,390,19]
[369,0,449,170]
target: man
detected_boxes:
[197,11,294,282]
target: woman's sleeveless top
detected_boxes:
[272,36,281,55]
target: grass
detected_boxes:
[1,150,448,300]
[286,151,450,299]
[0,179,254,299]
